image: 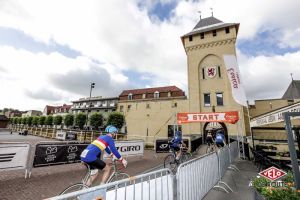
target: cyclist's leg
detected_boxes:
[87,158,107,185]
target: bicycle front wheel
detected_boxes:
[60,183,89,196]
[108,172,130,183]
[164,154,177,173]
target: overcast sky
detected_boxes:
[0,0,300,111]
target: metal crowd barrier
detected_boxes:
[47,168,174,200]
[229,141,239,171]
[0,142,31,178]
[176,152,219,200]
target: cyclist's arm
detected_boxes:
[107,137,122,159]
[105,147,112,155]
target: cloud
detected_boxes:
[24,88,63,101]
[49,65,135,97]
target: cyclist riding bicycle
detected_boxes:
[170,130,184,160]
[80,125,127,186]
[215,129,226,148]
[206,130,214,146]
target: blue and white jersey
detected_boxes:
[215,133,225,143]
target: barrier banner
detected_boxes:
[155,139,189,153]
[33,143,88,167]
[103,140,144,158]
[0,143,30,170]
[55,130,66,140]
[177,111,239,124]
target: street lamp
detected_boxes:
[84,82,95,142]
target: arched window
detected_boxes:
[154,91,159,98]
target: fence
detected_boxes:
[47,168,174,200]
[0,142,31,178]
[48,141,241,200]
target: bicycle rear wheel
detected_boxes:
[108,172,130,183]
[60,183,89,197]
[164,154,177,173]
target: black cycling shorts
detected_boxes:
[86,158,106,170]
[206,137,213,144]
[216,142,224,148]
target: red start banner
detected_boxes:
[177,111,239,124]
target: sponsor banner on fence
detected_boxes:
[177,111,239,124]
[0,143,30,170]
[33,143,88,167]
[103,140,144,158]
[155,139,189,153]
[55,130,66,140]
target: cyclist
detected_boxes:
[170,130,184,161]
[206,130,214,146]
[80,125,127,186]
[215,129,226,148]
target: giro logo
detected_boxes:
[159,144,168,149]
[117,145,141,152]
[259,167,286,181]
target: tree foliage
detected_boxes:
[106,112,125,130]
[27,117,33,126]
[21,117,27,125]
[64,114,74,128]
[53,115,63,126]
[89,112,103,130]
[32,116,39,126]
[75,113,87,129]
[39,116,46,126]
[45,115,53,126]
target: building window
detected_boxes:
[216,93,224,106]
[146,103,150,109]
[120,106,124,112]
[128,93,133,100]
[218,66,221,78]
[225,27,230,34]
[204,93,211,107]
[168,92,171,97]
[112,109,116,112]
[200,33,204,39]
[105,110,108,112]
[127,105,131,111]
[212,30,217,37]
[154,91,159,98]
[142,94,146,99]
[172,102,177,108]
[189,35,193,41]
[202,68,205,79]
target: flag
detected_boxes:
[223,54,247,106]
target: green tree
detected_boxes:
[32,116,39,126]
[17,117,22,124]
[53,115,63,127]
[75,113,87,130]
[38,116,46,126]
[21,117,27,125]
[45,115,53,127]
[64,114,74,128]
[27,116,33,126]
[13,117,18,125]
[106,112,125,130]
[89,113,103,130]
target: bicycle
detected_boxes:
[60,158,129,196]
[163,144,191,173]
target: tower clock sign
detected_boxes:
[205,66,217,78]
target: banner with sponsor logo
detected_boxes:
[250,102,300,127]
[103,140,144,158]
[223,54,247,106]
[55,130,66,140]
[177,111,239,124]
[33,142,88,167]
[0,143,30,171]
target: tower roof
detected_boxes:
[282,80,300,99]
[182,16,239,37]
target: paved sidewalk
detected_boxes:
[204,159,258,200]
[0,130,168,200]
